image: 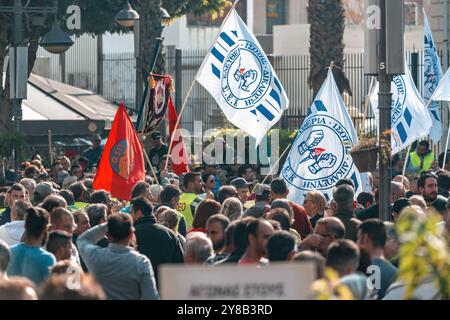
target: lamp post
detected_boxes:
[1,0,74,171]
[114,2,171,129]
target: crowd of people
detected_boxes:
[0,134,449,300]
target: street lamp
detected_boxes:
[114,2,171,129]
[0,0,73,171]
[115,1,140,28]
[39,25,74,54]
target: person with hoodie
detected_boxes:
[0,200,31,246]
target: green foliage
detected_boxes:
[0,132,27,158]
[396,208,450,300]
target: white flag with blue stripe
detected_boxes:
[370,66,432,155]
[423,10,444,142]
[281,69,362,204]
[430,67,450,102]
[196,8,288,145]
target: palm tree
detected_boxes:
[308,0,352,98]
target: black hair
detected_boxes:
[437,171,450,190]
[202,173,214,184]
[25,207,49,239]
[326,239,360,276]
[46,230,72,256]
[59,190,75,206]
[358,219,387,248]
[268,208,291,231]
[418,140,430,149]
[333,184,355,210]
[237,165,252,178]
[107,213,132,242]
[417,172,438,190]
[217,186,237,204]
[270,178,288,195]
[392,198,411,214]
[131,196,153,216]
[40,195,66,213]
[160,185,181,204]
[335,178,355,189]
[131,181,150,199]
[267,231,296,262]
[357,192,375,207]
[183,172,200,189]
[245,218,262,245]
[68,182,87,202]
[233,217,255,251]
[90,190,110,204]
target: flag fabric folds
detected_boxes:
[93,103,145,200]
[142,74,173,135]
[168,96,190,176]
[423,10,444,142]
[281,69,362,204]
[370,67,432,155]
[196,7,288,145]
[430,67,450,102]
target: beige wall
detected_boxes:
[253,0,267,35]
[427,0,450,45]
[273,24,424,55]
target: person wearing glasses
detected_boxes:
[83,134,104,171]
[303,190,328,229]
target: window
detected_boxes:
[405,2,419,26]
[266,0,286,34]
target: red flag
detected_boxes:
[168,96,190,175]
[93,103,145,200]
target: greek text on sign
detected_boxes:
[159,263,315,300]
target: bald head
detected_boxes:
[316,217,346,239]
[409,195,427,209]
[393,175,410,191]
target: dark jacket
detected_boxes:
[0,208,11,227]
[134,215,184,287]
[357,204,379,221]
[334,211,361,242]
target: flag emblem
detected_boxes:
[110,140,129,179]
[283,114,354,191]
[196,8,288,144]
[218,37,273,111]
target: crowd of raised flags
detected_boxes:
[92,7,450,206]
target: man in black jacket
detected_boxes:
[131,197,184,287]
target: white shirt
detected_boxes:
[0,221,25,246]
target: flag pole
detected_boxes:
[252,142,293,193]
[442,101,450,169]
[135,37,164,131]
[360,76,376,137]
[143,148,161,189]
[402,144,412,178]
[164,79,196,172]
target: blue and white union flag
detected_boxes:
[281,70,362,204]
[430,67,450,102]
[370,66,432,155]
[196,7,289,145]
[423,10,444,142]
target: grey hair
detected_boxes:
[0,240,11,273]
[185,233,213,263]
[12,199,32,221]
[220,197,243,221]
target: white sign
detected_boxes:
[159,262,316,300]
